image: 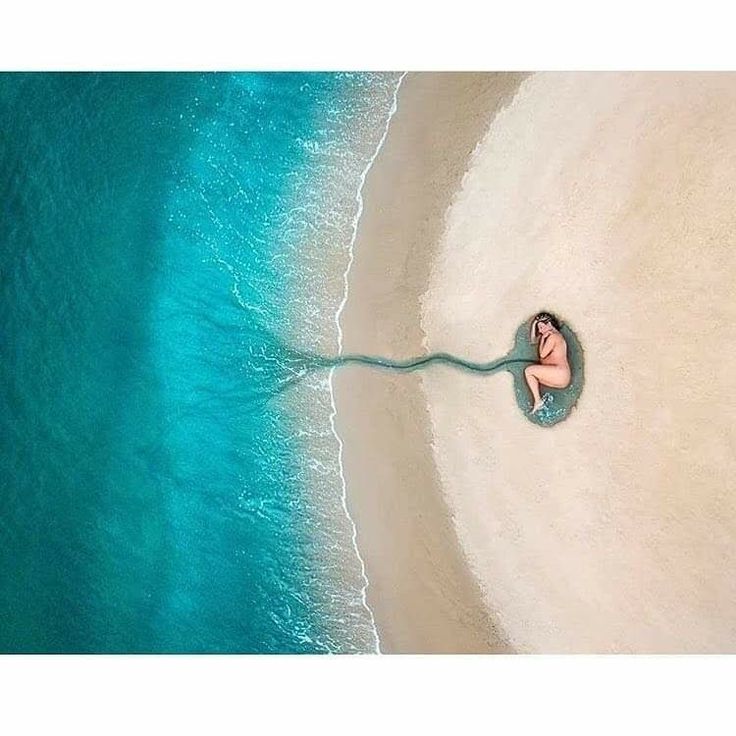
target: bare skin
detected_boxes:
[525,319,571,414]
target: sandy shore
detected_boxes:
[333,73,525,652]
[422,72,736,652]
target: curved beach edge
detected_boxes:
[422,72,736,653]
[333,72,525,653]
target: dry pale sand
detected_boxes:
[422,72,736,653]
[334,72,525,653]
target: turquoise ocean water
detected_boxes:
[0,72,402,653]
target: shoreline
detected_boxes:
[333,72,525,652]
[329,72,406,653]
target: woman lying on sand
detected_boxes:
[525,312,571,414]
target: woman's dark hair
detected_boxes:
[531,311,562,340]
[534,312,561,330]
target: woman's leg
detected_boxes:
[524,365,543,411]
[525,364,570,412]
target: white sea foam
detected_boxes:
[328,71,407,654]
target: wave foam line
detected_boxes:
[329,71,407,654]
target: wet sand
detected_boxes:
[333,72,525,652]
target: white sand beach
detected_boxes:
[421,72,736,652]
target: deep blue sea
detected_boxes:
[0,72,402,653]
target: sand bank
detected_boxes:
[333,72,525,652]
[422,72,736,652]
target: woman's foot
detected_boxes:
[531,398,545,414]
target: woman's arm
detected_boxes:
[539,334,556,359]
